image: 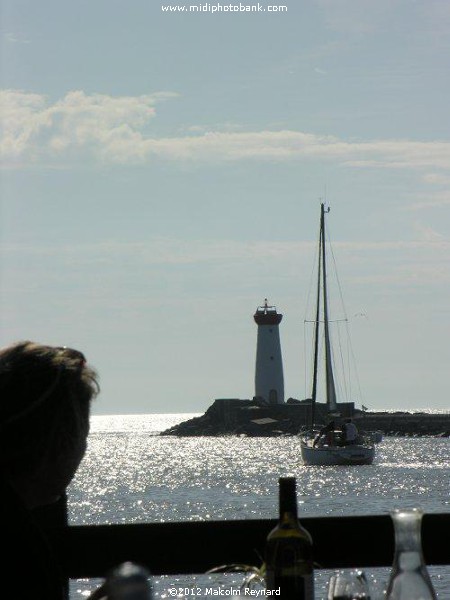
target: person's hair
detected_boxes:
[0,341,99,480]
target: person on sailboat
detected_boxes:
[313,420,335,447]
[343,419,358,445]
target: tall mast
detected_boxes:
[310,214,322,429]
[321,203,338,414]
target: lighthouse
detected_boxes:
[253,299,285,405]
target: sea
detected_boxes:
[68,413,450,600]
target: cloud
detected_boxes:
[3,237,449,267]
[1,90,450,173]
[419,0,450,40]
[422,173,450,185]
[2,238,449,317]
[405,191,450,211]
[413,222,447,243]
[0,89,175,163]
[1,238,312,268]
[4,32,31,44]
[316,0,392,35]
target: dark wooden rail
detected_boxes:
[39,511,450,579]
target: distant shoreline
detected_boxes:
[91,408,449,417]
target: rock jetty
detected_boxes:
[160,398,450,437]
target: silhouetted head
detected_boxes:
[0,341,99,508]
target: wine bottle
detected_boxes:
[265,477,314,599]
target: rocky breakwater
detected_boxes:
[160,398,353,437]
[160,399,450,437]
[353,411,450,437]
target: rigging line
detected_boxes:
[336,321,350,403]
[326,320,342,404]
[336,321,349,403]
[326,223,349,321]
[307,325,319,403]
[304,317,310,400]
[303,227,321,322]
[327,226,365,406]
[305,319,348,323]
[318,331,329,405]
[345,317,365,406]
[305,321,315,382]
[304,320,309,400]
[325,219,365,406]
[335,270,365,405]
[348,325,352,401]
[303,322,308,399]
[314,329,324,403]
[304,320,317,400]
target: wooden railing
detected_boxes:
[34,500,450,587]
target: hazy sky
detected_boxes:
[1,0,449,414]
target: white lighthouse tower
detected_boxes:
[253,299,285,405]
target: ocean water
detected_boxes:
[69,413,450,599]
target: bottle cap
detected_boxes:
[107,562,152,600]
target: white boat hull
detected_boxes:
[300,439,375,466]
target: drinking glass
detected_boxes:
[328,569,371,599]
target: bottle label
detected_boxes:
[266,571,314,599]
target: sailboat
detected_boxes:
[300,204,375,466]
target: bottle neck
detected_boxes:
[279,478,298,521]
[392,509,423,553]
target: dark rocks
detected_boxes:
[160,398,450,438]
[354,412,450,438]
[161,398,348,437]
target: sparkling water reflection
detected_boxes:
[69,414,449,598]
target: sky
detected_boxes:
[1,0,449,414]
